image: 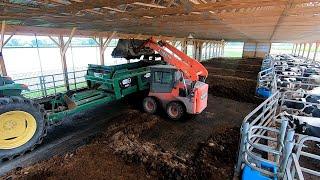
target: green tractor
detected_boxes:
[0,61,157,161]
[0,76,46,161]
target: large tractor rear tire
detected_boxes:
[0,96,47,161]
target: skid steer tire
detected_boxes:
[143,97,157,114]
[166,102,185,121]
[0,96,47,161]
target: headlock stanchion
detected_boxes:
[256,54,320,99]
[235,88,320,179]
[285,136,320,180]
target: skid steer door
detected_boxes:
[150,65,177,93]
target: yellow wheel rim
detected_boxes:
[0,111,37,149]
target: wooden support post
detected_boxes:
[220,42,223,57]
[182,40,187,54]
[302,43,306,57]
[209,42,212,58]
[208,43,211,58]
[192,41,197,59]
[298,43,302,56]
[292,44,296,54]
[205,42,208,60]
[218,43,222,57]
[193,41,197,59]
[98,37,105,64]
[307,43,312,60]
[0,21,11,76]
[210,42,212,58]
[209,43,212,58]
[253,42,258,58]
[174,41,181,51]
[293,44,298,56]
[198,42,203,61]
[207,43,210,58]
[313,43,319,62]
[214,43,217,57]
[49,28,76,91]
[58,36,70,91]
[222,42,225,57]
[95,31,117,65]
[202,42,206,60]
[221,42,224,57]
[215,43,219,57]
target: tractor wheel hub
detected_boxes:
[3,120,18,131]
[0,111,37,149]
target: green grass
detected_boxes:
[23,81,88,99]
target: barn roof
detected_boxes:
[1,0,320,42]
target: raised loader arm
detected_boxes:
[143,37,208,82]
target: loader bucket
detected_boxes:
[111,39,155,60]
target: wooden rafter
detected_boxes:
[0,0,319,42]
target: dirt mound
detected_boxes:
[109,113,189,179]
[207,75,261,103]
[203,57,263,66]
[4,110,152,180]
[109,111,240,179]
[192,127,239,179]
[203,58,262,103]
[5,112,240,180]
[206,67,257,80]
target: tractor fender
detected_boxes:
[0,84,29,91]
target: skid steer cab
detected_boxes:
[143,65,208,120]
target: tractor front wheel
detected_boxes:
[0,97,46,161]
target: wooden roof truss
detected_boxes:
[1,0,320,42]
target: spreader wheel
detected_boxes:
[143,97,157,114]
[166,101,185,121]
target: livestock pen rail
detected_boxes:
[12,70,87,100]
[235,91,320,180]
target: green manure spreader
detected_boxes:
[0,60,161,161]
